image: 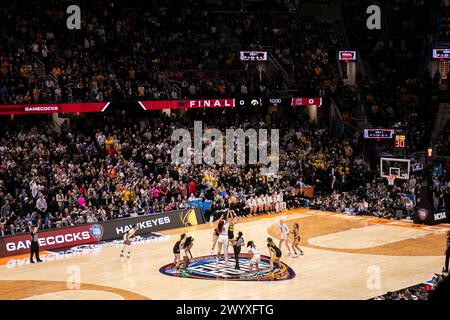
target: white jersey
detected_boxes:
[218,222,229,244]
[248,246,260,263]
[266,196,272,204]
[280,223,289,239]
[272,194,278,203]
[277,193,283,203]
[220,222,229,236]
[124,228,136,241]
[248,246,260,256]
[251,198,258,207]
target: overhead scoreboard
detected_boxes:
[363,129,407,150]
[393,133,407,150]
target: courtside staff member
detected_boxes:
[444,231,450,273]
[233,231,244,270]
[30,225,42,263]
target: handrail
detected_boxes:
[329,97,359,139]
[32,55,45,71]
[266,51,289,80]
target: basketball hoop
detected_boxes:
[387,175,396,186]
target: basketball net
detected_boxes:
[387,175,396,186]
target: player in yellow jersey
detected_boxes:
[267,237,282,273]
[292,223,304,257]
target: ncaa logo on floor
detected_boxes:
[159,254,295,281]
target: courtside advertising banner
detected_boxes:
[412,209,450,225]
[0,208,205,257]
[0,102,110,115]
[0,224,102,257]
[99,208,205,240]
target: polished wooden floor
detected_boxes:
[0,209,448,300]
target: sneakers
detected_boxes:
[37,259,43,263]
[30,260,35,264]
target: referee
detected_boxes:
[233,231,244,270]
[30,225,42,263]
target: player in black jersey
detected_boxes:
[292,223,304,257]
[267,237,282,273]
[173,233,186,268]
[181,236,194,269]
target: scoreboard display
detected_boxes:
[363,129,394,139]
[393,134,406,149]
[432,48,450,59]
[338,50,357,61]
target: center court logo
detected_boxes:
[159,254,295,281]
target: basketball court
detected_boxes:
[0,209,448,300]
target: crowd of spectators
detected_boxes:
[373,272,450,300]
[0,0,348,105]
[310,176,419,219]
[0,106,368,236]
[1,0,443,237]
[2,100,435,237]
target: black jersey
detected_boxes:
[173,240,181,254]
[267,242,282,258]
[293,228,301,241]
[228,222,235,239]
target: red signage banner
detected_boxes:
[291,97,322,107]
[139,99,235,110]
[0,224,103,257]
[0,102,110,115]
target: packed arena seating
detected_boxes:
[373,272,450,300]
[0,107,364,235]
[1,0,436,236]
[0,0,348,104]
[1,100,430,236]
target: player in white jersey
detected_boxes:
[278,219,292,255]
[264,194,272,212]
[246,241,260,273]
[256,195,263,214]
[120,225,138,258]
[278,192,286,211]
[251,196,258,215]
[273,192,280,212]
[245,197,253,215]
[216,210,232,266]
